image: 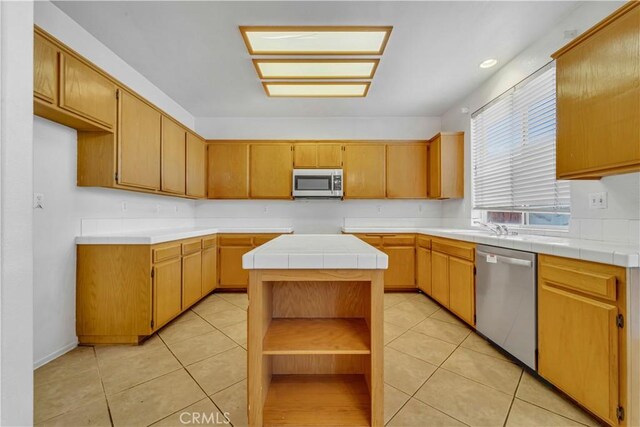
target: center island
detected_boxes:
[242,234,388,427]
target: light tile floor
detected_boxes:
[34,292,601,427]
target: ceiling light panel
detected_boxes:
[254,59,379,79]
[241,26,392,55]
[263,82,370,97]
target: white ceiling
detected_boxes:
[53,1,580,118]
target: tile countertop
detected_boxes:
[242,234,388,270]
[75,227,294,245]
[343,226,640,268]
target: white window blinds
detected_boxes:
[471,64,570,212]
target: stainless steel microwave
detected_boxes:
[292,169,343,199]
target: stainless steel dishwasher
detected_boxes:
[475,245,537,370]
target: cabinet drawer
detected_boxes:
[153,244,181,263]
[417,236,431,249]
[539,255,622,302]
[202,235,217,248]
[383,235,415,246]
[432,238,475,261]
[182,240,202,255]
[354,234,381,247]
[219,236,253,246]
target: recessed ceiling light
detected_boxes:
[240,26,392,55]
[479,58,498,69]
[263,82,370,98]
[253,59,379,79]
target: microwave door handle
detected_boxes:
[329,173,334,195]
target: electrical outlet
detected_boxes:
[121,202,127,212]
[33,193,44,209]
[588,192,608,209]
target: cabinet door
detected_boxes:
[538,282,619,425]
[428,136,441,198]
[293,144,317,168]
[448,257,475,325]
[208,143,249,199]
[186,132,206,198]
[431,251,449,306]
[344,144,385,198]
[202,246,217,295]
[556,4,640,178]
[417,247,432,295]
[182,251,202,309]
[250,144,292,199]
[219,246,252,289]
[386,144,427,198]
[118,91,161,190]
[161,116,186,195]
[59,53,116,129]
[34,33,57,104]
[317,144,342,168]
[383,247,415,289]
[153,258,182,329]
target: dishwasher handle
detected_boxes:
[476,250,533,268]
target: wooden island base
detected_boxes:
[248,269,384,427]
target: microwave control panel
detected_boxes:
[333,175,342,191]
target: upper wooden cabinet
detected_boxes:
[186,132,206,198]
[34,28,117,132]
[250,143,293,199]
[293,143,342,168]
[208,143,249,199]
[428,132,464,199]
[37,27,207,200]
[344,144,386,199]
[59,53,117,130]
[34,32,58,105]
[161,116,186,195]
[538,255,626,425]
[386,143,428,199]
[118,90,162,191]
[553,2,640,179]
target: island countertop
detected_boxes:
[242,234,388,269]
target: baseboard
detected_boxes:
[33,339,78,369]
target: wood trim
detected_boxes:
[552,1,639,58]
[262,81,371,98]
[239,25,393,55]
[207,139,430,145]
[252,58,380,80]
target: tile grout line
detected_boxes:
[154,332,241,427]
[503,370,525,427]
[92,346,116,427]
[190,306,247,347]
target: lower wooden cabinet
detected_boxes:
[154,257,182,329]
[416,237,432,295]
[538,255,626,425]
[429,238,476,326]
[353,234,416,290]
[431,251,449,306]
[182,251,203,309]
[217,234,282,289]
[76,233,218,344]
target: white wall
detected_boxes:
[1,1,34,424]
[196,116,440,140]
[33,1,199,367]
[439,0,639,244]
[194,116,444,232]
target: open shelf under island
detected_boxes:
[243,235,388,427]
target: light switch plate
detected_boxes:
[588,192,608,209]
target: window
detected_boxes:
[471,63,570,228]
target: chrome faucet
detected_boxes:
[474,220,502,236]
[473,221,518,236]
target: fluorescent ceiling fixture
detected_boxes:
[253,59,379,79]
[479,58,498,68]
[263,82,370,97]
[240,26,392,55]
